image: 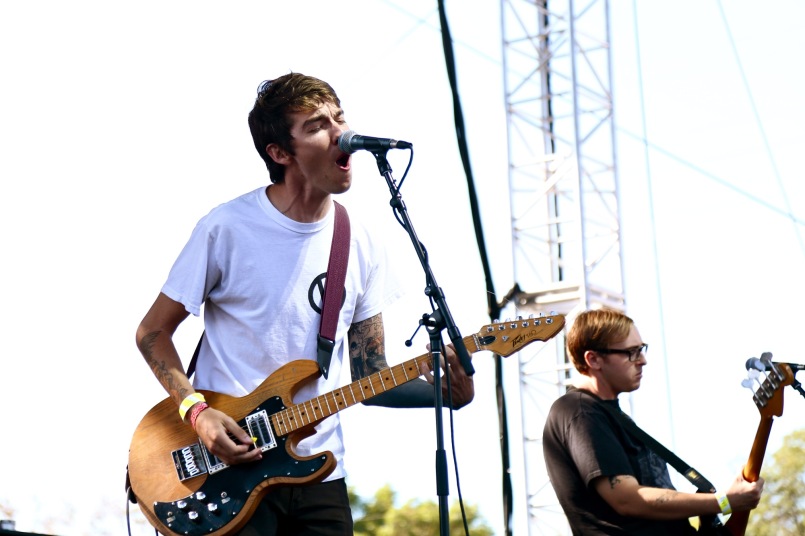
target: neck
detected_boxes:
[575,376,619,400]
[266,183,331,223]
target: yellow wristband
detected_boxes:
[179,392,206,421]
[715,492,732,516]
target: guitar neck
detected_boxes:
[270,334,477,435]
[724,415,775,536]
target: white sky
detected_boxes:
[1,1,804,535]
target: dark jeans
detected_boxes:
[234,478,354,536]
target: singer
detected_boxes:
[134,72,474,536]
[543,308,763,535]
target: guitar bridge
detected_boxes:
[171,443,210,482]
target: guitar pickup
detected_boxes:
[246,410,277,452]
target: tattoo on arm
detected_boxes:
[139,330,189,402]
[607,476,623,490]
[348,313,388,380]
[652,489,677,505]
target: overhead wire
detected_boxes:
[716,0,805,257]
[630,0,676,451]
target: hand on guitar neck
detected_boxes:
[721,471,764,514]
[418,342,475,409]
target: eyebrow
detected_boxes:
[301,107,344,128]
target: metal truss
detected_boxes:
[500,0,625,533]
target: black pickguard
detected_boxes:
[153,396,331,535]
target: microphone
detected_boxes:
[745,357,805,372]
[338,130,412,154]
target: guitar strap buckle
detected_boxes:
[317,335,335,379]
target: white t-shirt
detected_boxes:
[162,186,403,480]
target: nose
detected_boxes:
[332,124,349,146]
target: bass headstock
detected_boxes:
[743,352,795,419]
[474,313,565,357]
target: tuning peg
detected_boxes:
[741,378,754,390]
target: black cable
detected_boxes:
[436,1,511,534]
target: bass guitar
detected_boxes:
[700,354,793,535]
[128,314,565,536]
[722,355,794,535]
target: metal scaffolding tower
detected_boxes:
[500,0,625,533]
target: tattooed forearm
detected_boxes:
[138,330,189,401]
[348,313,388,379]
[651,489,678,506]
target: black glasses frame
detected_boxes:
[594,343,648,362]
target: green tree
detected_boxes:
[745,428,805,536]
[350,485,494,536]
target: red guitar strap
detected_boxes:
[317,201,350,379]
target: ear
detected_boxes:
[584,350,603,371]
[266,143,292,165]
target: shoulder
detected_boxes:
[550,387,601,414]
[186,188,268,240]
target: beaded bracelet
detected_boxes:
[179,392,206,421]
[715,492,732,516]
[188,402,210,431]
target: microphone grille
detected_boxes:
[338,130,357,154]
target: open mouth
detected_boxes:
[336,153,350,168]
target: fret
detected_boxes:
[272,414,282,435]
[323,394,333,416]
[337,388,349,409]
[358,378,368,399]
[401,361,411,381]
[377,371,387,392]
[290,405,302,430]
[389,366,399,386]
[346,383,358,404]
[298,401,311,425]
[365,376,376,397]
[333,390,345,410]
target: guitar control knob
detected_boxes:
[187,511,199,521]
[176,500,188,510]
[207,503,219,514]
[195,491,207,502]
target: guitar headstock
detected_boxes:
[743,353,795,419]
[474,313,566,357]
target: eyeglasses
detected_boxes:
[594,343,648,362]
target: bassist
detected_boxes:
[542,309,763,535]
[134,73,474,536]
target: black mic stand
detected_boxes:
[369,149,475,536]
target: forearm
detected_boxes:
[627,488,719,520]
[137,326,195,407]
[595,475,719,520]
[136,293,195,408]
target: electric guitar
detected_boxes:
[127,314,565,536]
[699,355,794,535]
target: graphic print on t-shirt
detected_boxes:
[307,272,347,315]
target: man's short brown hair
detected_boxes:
[566,308,634,374]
